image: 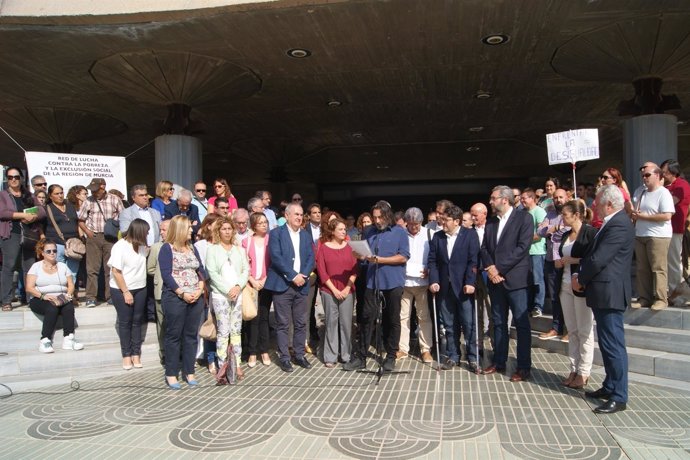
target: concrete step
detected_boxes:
[620,324,690,355]
[528,330,690,382]
[0,341,161,378]
[624,305,690,330]
[0,323,156,353]
[0,303,118,331]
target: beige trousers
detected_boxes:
[635,236,671,304]
[399,285,432,353]
[559,277,594,375]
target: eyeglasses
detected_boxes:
[33,182,47,187]
[169,187,175,192]
[195,189,206,193]
[600,175,611,180]
[642,173,653,178]
[44,249,58,254]
[7,175,21,180]
[214,185,224,189]
[235,221,248,226]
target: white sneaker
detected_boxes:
[39,338,54,353]
[62,333,84,351]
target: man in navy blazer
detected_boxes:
[428,205,481,373]
[163,189,200,237]
[480,185,534,382]
[265,203,315,372]
[575,185,634,414]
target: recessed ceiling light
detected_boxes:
[482,34,510,45]
[469,126,484,132]
[466,146,480,152]
[328,100,342,108]
[287,48,311,58]
[475,91,493,99]
[351,132,363,139]
[376,165,389,169]
[463,174,475,178]
[465,163,477,167]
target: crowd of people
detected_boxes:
[1,159,688,412]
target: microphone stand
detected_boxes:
[358,231,409,384]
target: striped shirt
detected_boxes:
[78,193,123,233]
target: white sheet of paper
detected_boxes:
[347,240,373,257]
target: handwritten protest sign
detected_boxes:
[546,129,600,165]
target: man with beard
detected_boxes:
[480,186,533,382]
[537,188,569,340]
[344,200,410,372]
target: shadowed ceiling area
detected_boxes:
[0,0,689,192]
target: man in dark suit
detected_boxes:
[265,203,315,372]
[428,205,481,373]
[163,189,200,237]
[480,185,534,382]
[575,184,634,414]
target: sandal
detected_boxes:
[2,304,12,312]
[236,366,245,381]
[208,362,217,375]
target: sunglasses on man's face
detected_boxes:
[33,182,47,187]
[7,175,21,180]
[196,189,206,193]
[642,173,653,178]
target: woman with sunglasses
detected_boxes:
[152,180,175,216]
[0,167,46,311]
[207,178,238,216]
[591,168,632,228]
[26,239,83,352]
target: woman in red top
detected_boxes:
[316,218,357,368]
[591,168,632,228]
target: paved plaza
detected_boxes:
[0,343,688,460]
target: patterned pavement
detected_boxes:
[1,344,689,460]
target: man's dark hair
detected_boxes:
[661,159,682,177]
[215,196,229,206]
[307,203,321,213]
[371,200,394,227]
[129,184,147,199]
[435,199,453,213]
[446,205,463,221]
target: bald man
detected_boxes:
[470,203,492,348]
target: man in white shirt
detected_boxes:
[399,207,433,363]
[632,162,675,310]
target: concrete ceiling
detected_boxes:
[0,0,689,193]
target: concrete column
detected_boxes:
[624,114,677,192]
[155,134,202,192]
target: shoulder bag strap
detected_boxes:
[46,204,66,242]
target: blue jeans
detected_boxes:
[162,290,204,377]
[530,254,545,311]
[488,284,531,370]
[56,243,81,281]
[439,289,477,364]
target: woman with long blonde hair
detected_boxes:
[159,216,206,389]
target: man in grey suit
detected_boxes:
[147,219,170,366]
[120,184,162,322]
[119,184,161,245]
[575,185,634,414]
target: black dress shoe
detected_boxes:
[440,358,456,370]
[382,356,396,372]
[593,400,626,414]
[342,356,365,371]
[585,387,612,399]
[278,360,294,373]
[468,363,482,374]
[293,356,312,369]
